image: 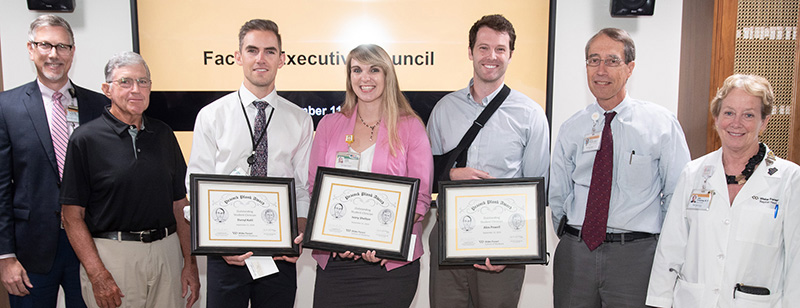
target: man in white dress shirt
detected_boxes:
[185,19,313,308]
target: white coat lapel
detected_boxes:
[705,149,730,205]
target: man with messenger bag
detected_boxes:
[426,14,550,308]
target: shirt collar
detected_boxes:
[102,106,148,135]
[592,94,632,115]
[466,78,505,107]
[37,79,73,104]
[239,84,278,109]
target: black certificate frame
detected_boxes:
[438,177,547,266]
[190,174,299,256]
[304,167,419,261]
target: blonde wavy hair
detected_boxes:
[340,44,421,156]
[710,74,774,119]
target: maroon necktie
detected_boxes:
[582,111,616,251]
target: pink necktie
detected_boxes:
[51,92,69,180]
[582,111,616,251]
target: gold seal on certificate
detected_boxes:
[438,178,547,265]
[190,174,299,256]
[304,167,419,261]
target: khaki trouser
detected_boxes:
[80,233,183,308]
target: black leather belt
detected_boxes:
[92,225,177,243]
[564,225,656,243]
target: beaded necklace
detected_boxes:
[725,143,766,185]
[358,113,381,141]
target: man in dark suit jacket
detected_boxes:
[0,15,108,308]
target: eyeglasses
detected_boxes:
[108,77,152,89]
[30,41,73,54]
[586,56,625,67]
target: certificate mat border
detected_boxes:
[304,167,419,261]
[438,177,547,265]
[190,174,299,256]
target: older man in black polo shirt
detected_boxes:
[60,52,199,308]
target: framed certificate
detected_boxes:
[304,167,419,261]
[438,178,546,265]
[190,174,299,256]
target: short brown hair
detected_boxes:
[468,14,516,51]
[238,19,282,51]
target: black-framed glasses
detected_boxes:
[586,56,624,67]
[108,77,152,89]
[30,41,73,54]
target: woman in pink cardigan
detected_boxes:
[308,44,433,307]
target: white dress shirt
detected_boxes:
[186,85,313,217]
[549,95,690,233]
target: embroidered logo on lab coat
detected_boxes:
[752,195,779,204]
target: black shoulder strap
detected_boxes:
[449,84,511,169]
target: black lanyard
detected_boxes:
[238,91,274,165]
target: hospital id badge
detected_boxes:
[66,105,79,123]
[335,152,360,170]
[687,189,713,210]
[583,132,601,152]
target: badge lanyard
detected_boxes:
[701,166,714,190]
[238,91,275,166]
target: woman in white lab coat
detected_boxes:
[646,74,800,307]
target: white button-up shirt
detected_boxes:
[186,85,313,217]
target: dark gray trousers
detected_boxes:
[552,232,657,308]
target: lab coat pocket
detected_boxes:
[733,290,771,308]
[673,279,704,308]
[736,205,780,247]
